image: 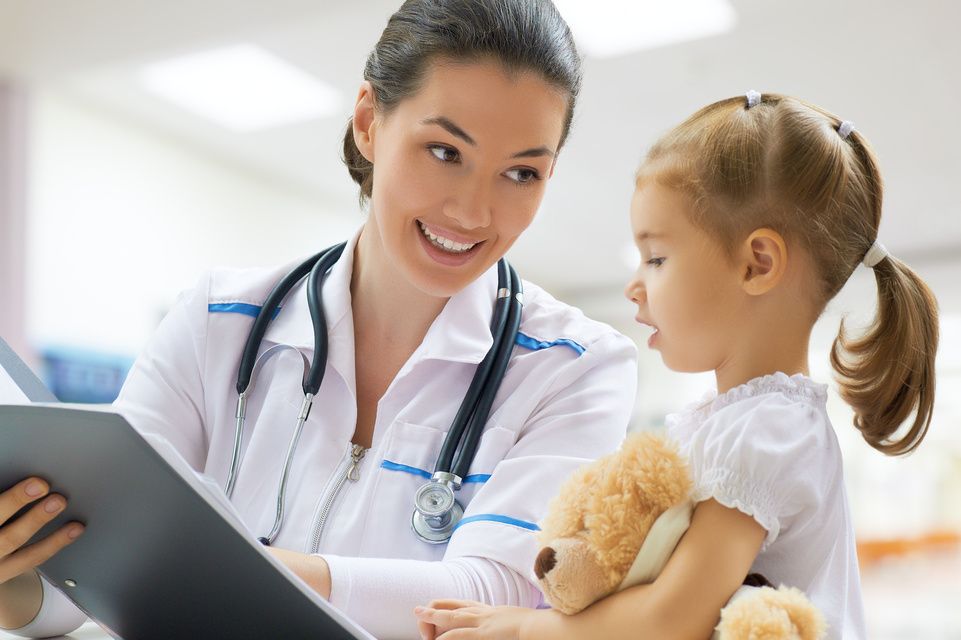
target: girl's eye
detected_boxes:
[428,145,460,163]
[504,167,541,185]
[647,257,666,267]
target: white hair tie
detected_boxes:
[862,241,889,268]
[838,120,856,139]
[746,90,761,109]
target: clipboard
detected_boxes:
[0,340,374,640]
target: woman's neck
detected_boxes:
[350,224,449,352]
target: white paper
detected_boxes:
[0,361,30,403]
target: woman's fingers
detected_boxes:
[0,479,49,524]
[0,522,84,584]
[0,495,67,558]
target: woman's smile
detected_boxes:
[415,220,485,267]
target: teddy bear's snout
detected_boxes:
[534,546,557,579]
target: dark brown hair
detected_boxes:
[637,93,939,456]
[343,0,582,204]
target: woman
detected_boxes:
[0,2,637,638]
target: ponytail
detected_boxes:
[830,257,939,455]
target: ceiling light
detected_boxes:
[553,0,737,59]
[140,44,342,131]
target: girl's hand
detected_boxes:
[414,599,537,640]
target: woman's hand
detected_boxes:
[414,599,539,640]
[0,477,84,628]
[265,547,332,599]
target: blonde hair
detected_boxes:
[637,93,939,456]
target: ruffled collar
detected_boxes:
[666,372,827,435]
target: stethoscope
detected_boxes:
[224,241,523,546]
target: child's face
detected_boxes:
[624,183,746,373]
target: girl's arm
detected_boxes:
[416,498,766,640]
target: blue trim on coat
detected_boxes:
[380,460,432,480]
[515,332,585,356]
[453,514,541,532]
[380,461,491,484]
[208,303,280,319]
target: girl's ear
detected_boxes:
[740,228,788,296]
[352,81,377,163]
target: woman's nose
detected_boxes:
[444,180,492,230]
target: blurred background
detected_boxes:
[0,1,958,636]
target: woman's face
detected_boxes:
[356,59,568,297]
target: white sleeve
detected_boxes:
[321,555,540,640]
[113,273,211,471]
[687,399,827,549]
[2,576,87,639]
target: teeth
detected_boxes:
[418,222,477,253]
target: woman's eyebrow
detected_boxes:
[421,116,556,159]
[422,116,475,145]
[512,146,555,159]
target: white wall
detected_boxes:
[26,92,360,355]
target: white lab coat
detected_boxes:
[13,229,637,638]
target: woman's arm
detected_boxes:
[269,550,539,640]
[416,499,766,640]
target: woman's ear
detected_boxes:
[740,228,788,296]
[352,81,377,163]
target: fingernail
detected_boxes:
[25,480,46,497]
[67,525,84,539]
[414,606,425,614]
[44,497,64,513]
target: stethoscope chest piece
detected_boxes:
[411,473,464,544]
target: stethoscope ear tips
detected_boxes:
[258,536,271,546]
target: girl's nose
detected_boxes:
[624,276,645,303]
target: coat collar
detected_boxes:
[263,224,499,391]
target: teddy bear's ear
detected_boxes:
[714,585,827,640]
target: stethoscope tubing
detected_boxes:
[434,259,512,475]
[451,266,522,479]
[229,242,520,545]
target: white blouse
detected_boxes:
[666,372,867,640]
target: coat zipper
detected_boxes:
[308,443,367,553]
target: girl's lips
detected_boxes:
[635,318,659,348]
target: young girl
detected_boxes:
[414,91,939,639]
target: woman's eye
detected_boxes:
[428,145,460,163]
[504,167,540,185]
[647,257,666,267]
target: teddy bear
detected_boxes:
[533,431,827,639]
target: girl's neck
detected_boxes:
[350,223,448,350]
[714,319,812,395]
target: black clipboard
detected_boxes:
[0,341,373,640]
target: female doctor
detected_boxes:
[0,1,636,638]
